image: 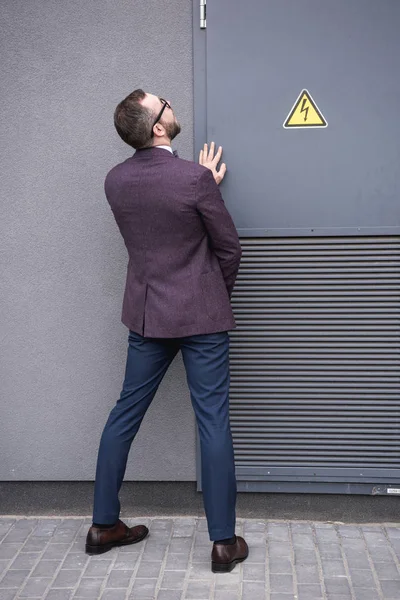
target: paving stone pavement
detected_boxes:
[0,517,399,599]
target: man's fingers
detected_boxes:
[218,162,227,182]
[212,145,223,166]
[201,142,224,170]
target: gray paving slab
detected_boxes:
[0,590,24,600]
[19,576,52,597]
[45,591,74,600]
[0,517,398,599]
[100,591,127,600]
[74,577,104,598]
[160,570,186,590]
[157,591,183,600]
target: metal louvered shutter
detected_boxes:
[229,236,400,493]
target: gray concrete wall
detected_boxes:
[0,0,196,481]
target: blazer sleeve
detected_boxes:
[195,168,242,297]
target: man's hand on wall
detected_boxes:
[199,142,227,185]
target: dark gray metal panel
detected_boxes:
[193,4,207,163]
[237,482,400,495]
[230,237,400,488]
[206,0,400,235]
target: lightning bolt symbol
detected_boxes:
[300,98,309,122]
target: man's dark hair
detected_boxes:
[113,89,154,149]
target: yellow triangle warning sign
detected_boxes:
[283,89,327,129]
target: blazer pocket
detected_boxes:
[201,270,230,321]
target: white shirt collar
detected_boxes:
[155,145,173,154]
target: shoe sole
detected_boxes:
[85,529,149,555]
[211,553,248,573]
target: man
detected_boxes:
[85,90,248,573]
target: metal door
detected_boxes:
[198,0,400,236]
[194,0,400,493]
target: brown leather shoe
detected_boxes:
[211,535,249,573]
[85,520,149,555]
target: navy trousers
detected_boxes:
[93,331,237,541]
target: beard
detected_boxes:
[164,118,181,141]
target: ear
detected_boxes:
[153,123,165,138]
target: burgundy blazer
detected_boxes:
[104,147,242,338]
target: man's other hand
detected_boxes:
[199,142,227,185]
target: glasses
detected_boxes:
[151,98,171,136]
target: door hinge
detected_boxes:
[200,0,206,29]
